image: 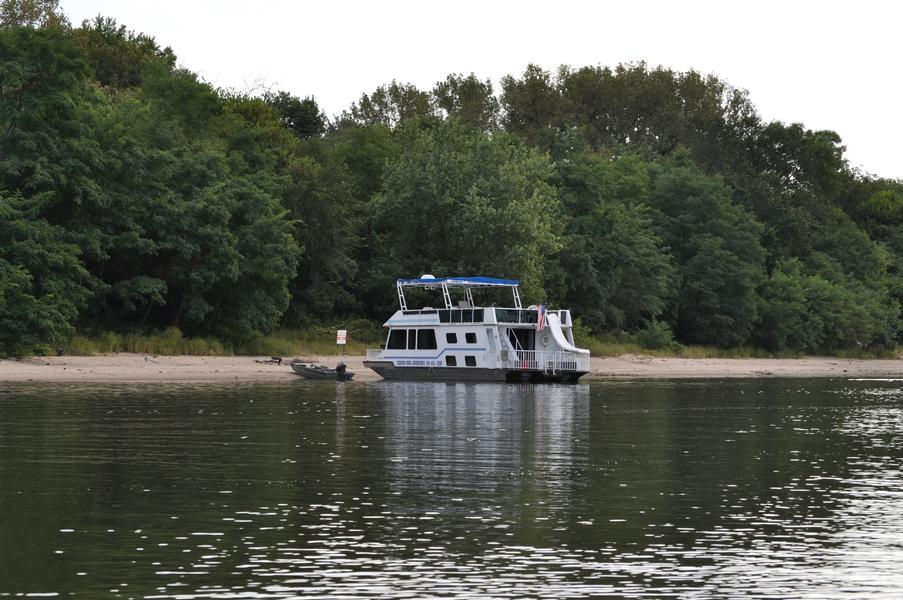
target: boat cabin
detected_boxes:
[364,275,590,383]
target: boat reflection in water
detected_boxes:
[375,381,590,496]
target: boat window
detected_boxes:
[407,329,417,350]
[387,329,406,350]
[464,355,476,367]
[417,329,437,350]
[438,309,483,323]
[495,309,518,322]
[445,355,457,367]
[465,332,477,344]
[446,332,457,344]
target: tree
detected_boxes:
[281,153,358,324]
[265,91,326,139]
[347,81,435,127]
[433,73,499,132]
[755,259,813,352]
[499,63,561,148]
[0,193,91,353]
[0,26,96,200]
[556,152,675,332]
[650,150,766,346]
[375,119,562,302]
[840,177,903,332]
[71,16,175,88]
[0,0,68,29]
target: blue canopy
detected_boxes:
[397,276,519,288]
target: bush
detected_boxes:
[65,336,98,355]
[636,320,680,350]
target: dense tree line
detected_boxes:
[1,2,900,354]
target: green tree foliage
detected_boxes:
[71,16,175,88]
[264,91,326,139]
[556,152,674,332]
[347,81,435,127]
[558,64,754,160]
[0,193,91,353]
[650,151,766,347]
[281,152,358,324]
[375,119,561,302]
[0,24,300,347]
[756,258,899,352]
[0,26,96,200]
[320,123,402,317]
[433,73,499,132]
[500,64,561,148]
[841,178,903,315]
[755,259,815,352]
[0,4,900,354]
[0,0,68,28]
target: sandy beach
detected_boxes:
[1,353,901,383]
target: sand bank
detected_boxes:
[1,353,901,383]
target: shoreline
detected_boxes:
[1,353,901,383]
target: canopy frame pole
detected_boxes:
[397,282,407,310]
[465,288,475,307]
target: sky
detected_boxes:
[61,0,902,180]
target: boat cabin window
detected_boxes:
[388,328,438,350]
[465,332,477,344]
[438,309,484,323]
[446,332,457,344]
[417,329,437,350]
[446,356,457,366]
[464,356,476,367]
[387,329,406,350]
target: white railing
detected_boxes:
[501,350,589,373]
[366,349,383,360]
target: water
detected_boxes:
[1,378,902,598]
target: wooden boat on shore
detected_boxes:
[290,362,354,381]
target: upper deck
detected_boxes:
[396,275,523,311]
[390,276,574,328]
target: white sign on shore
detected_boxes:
[336,329,347,345]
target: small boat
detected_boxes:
[363,275,590,383]
[290,361,354,381]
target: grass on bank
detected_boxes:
[574,333,901,359]
[62,320,384,358]
[42,320,902,360]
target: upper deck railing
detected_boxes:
[397,276,523,311]
[395,307,571,326]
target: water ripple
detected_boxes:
[1,379,902,597]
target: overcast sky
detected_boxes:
[61,0,902,180]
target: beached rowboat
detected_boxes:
[290,362,354,381]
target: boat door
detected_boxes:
[485,328,497,368]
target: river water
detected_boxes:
[1,378,902,598]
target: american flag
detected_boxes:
[537,304,547,331]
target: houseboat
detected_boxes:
[363,276,590,383]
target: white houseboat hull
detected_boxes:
[363,360,588,383]
[365,276,592,384]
